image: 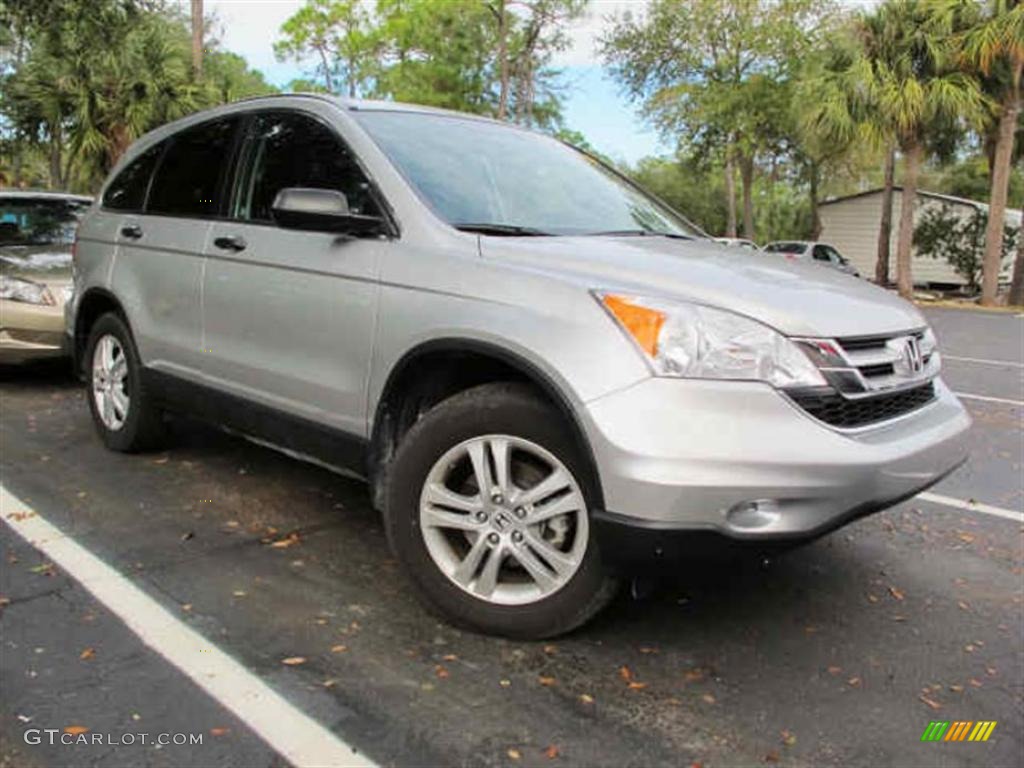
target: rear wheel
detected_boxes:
[85,313,165,452]
[385,383,617,638]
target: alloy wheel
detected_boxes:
[419,434,588,606]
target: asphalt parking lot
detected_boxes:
[1,306,1021,768]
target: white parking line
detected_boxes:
[0,485,376,768]
[917,491,1024,523]
[954,392,1024,406]
[944,355,1024,368]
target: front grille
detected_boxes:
[789,382,936,428]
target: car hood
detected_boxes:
[481,236,925,338]
[0,244,72,286]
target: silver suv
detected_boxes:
[68,95,970,638]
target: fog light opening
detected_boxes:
[726,499,783,530]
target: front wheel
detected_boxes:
[384,383,617,638]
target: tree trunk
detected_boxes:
[495,1,510,120]
[740,153,755,240]
[895,142,923,299]
[191,0,203,79]
[48,128,63,190]
[317,45,334,92]
[980,97,1019,306]
[875,146,896,285]
[808,161,821,240]
[1008,209,1024,306]
[724,151,737,238]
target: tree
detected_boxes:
[949,0,1024,305]
[914,203,1018,290]
[275,0,375,96]
[205,52,278,102]
[600,0,819,241]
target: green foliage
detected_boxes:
[939,153,1024,207]
[0,0,276,190]
[274,0,584,128]
[913,203,1019,289]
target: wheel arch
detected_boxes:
[369,338,604,513]
[73,288,129,376]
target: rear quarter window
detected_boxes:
[102,143,165,212]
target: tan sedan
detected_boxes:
[0,191,90,364]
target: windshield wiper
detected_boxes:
[454,222,553,236]
[585,229,693,240]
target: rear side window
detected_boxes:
[147,118,239,218]
[232,112,379,223]
[812,245,831,262]
[102,143,164,211]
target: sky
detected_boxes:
[196,0,665,165]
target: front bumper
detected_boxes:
[0,299,68,364]
[582,376,970,550]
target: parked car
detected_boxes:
[1,191,91,363]
[68,95,969,638]
[762,240,861,276]
[714,237,759,251]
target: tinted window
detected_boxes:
[353,111,701,237]
[812,245,831,262]
[233,112,379,223]
[148,118,239,217]
[765,242,806,254]
[102,143,164,211]
[0,197,90,246]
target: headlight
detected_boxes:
[0,275,56,306]
[597,292,826,388]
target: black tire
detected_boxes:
[84,312,166,452]
[384,382,618,639]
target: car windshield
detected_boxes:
[354,111,702,238]
[764,242,806,254]
[0,197,89,247]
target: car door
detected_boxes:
[109,117,240,380]
[201,108,387,441]
[811,244,837,270]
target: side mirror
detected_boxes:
[270,187,385,235]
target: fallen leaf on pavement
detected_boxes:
[180,531,194,542]
[949,685,964,693]
[538,675,556,686]
[919,694,942,711]
[827,666,842,675]
[499,679,511,687]
[579,694,594,704]
[435,665,449,679]
[701,693,716,705]
[281,657,307,666]
[684,668,706,683]
[618,666,633,682]
[780,730,797,747]
[79,648,95,661]
[269,532,301,549]
[64,726,89,736]
[210,727,230,737]
[764,749,780,763]
[232,590,247,598]
[543,644,557,654]
[29,563,55,575]
[628,681,647,690]
[888,586,905,601]
[639,646,659,654]
[442,654,458,661]
[847,676,861,687]
[331,644,348,653]
[544,745,560,759]
[508,748,521,761]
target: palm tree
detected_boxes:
[949,0,1023,305]
[862,1,987,298]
